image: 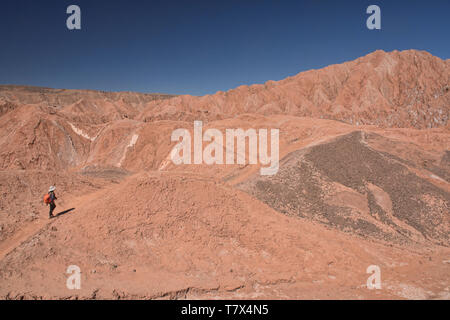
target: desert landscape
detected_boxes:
[0,49,448,299]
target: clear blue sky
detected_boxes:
[0,0,448,96]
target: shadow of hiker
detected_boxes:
[53,208,75,218]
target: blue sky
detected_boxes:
[0,0,448,95]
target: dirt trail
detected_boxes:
[0,219,50,261]
[0,174,134,262]
[0,170,215,263]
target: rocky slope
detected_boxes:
[139,50,449,128]
[0,49,448,299]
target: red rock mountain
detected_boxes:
[0,49,448,299]
[139,49,449,128]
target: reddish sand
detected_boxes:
[0,50,448,299]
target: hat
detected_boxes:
[49,186,56,192]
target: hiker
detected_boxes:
[44,186,58,219]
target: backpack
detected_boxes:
[43,193,51,204]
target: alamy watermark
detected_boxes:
[63,5,380,32]
[366,265,382,289]
[66,265,81,290]
[66,5,81,30]
[170,121,279,175]
[366,5,381,30]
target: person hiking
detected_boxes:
[45,186,58,219]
